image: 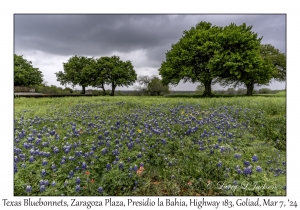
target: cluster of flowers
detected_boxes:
[14,102,286,195]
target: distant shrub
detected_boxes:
[225,88,236,95]
[276,91,286,96]
[258,88,272,94]
[236,88,247,95]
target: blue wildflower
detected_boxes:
[127,142,134,150]
[106,163,111,171]
[82,162,87,170]
[76,177,81,184]
[244,167,252,175]
[42,159,48,166]
[101,148,108,155]
[256,166,262,172]
[119,162,124,170]
[14,156,19,163]
[26,185,32,193]
[53,147,59,154]
[69,170,74,178]
[252,155,258,162]
[51,163,57,172]
[40,185,46,192]
[244,160,251,167]
[29,156,34,163]
[98,187,103,193]
[234,153,241,159]
[41,169,46,177]
[14,163,18,173]
[220,146,226,153]
[75,185,81,192]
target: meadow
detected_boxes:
[14,95,286,196]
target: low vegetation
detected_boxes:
[14,96,286,196]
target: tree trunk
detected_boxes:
[202,80,212,97]
[246,82,254,96]
[81,86,86,94]
[111,83,116,96]
[101,83,106,95]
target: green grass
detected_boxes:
[14,96,286,196]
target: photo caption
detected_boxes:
[1,198,298,209]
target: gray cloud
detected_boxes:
[14,14,286,90]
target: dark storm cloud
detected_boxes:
[15,14,286,70]
[15,15,186,58]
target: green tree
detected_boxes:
[64,87,73,93]
[96,56,137,96]
[159,21,223,96]
[225,88,236,95]
[55,55,94,94]
[137,75,169,96]
[258,88,272,94]
[195,83,205,95]
[208,23,273,96]
[236,88,247,95]
[260,44,286,82]
[82,58,108,95]
[148,76,169,96]
[14,54,43,86]
[137,75,152,95]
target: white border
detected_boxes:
[2,0,298,209]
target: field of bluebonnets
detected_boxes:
[14,95,286,196]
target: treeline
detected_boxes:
[34,83,285,96]
[209,88,284,95]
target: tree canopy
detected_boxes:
[215,43,284,95]
[208,23,273,95]
[137,75,169,96]
[55,55,94,94]
[82,58,108,95]
[97,56,137,96]
[56,55,137,96]
[260,44,286,82]
[14,54,43,87]
[159,21,223,96]
[159,21,281,96]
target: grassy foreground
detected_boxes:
[14,96,286,196]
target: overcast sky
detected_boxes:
[14,14,286,91]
